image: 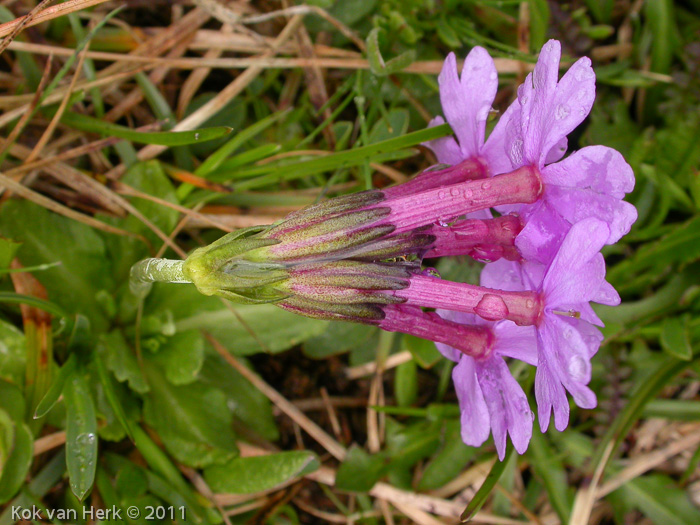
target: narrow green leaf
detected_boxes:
[230,123,452,191]
[205,451,319,494]
[34,355,76,419]
[461,445,513,521]
[660,317,692,360]
[0,292,68,318]
[394,359,417,407]
[64,372,98,501]
[529,431,572,523]
[93,350,134,441]
[617,474,700,524]
[59,111,231,145]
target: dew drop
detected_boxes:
[481,181,492,190]
[509,139,523,165]
[438,219,449,227]
[555,104,570,120]
[450,187,460,197]
[525,299,535,309]
[568,355,587,381]
[194,133,200,140]
[489,71,497,81]
[474,294,509,321]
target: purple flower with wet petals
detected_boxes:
[481,218,620,431]
[499,40,637,263]
[435,311,536,460]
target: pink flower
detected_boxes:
[435,311,536,460]
[481,218,620,431]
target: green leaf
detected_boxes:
[303,322,378,359]
[527,0,550,50]
[660,317,692,360]
[404,334,442,368]
[229,123,452,191]
[418,421,475,490]
[59,111,231,145]
[0,320,26,388]
[147,284,329,355]
[93,350,136,442]
[616,474,700,524]
[366,28,416,76]
[368,108,409,143]
[385,420,441,469]
[461,444,513,521]
[0,420,33,504]
[152,330,204,385]
[101,331,149,394]
[199,354,279,442]
[0,200,110,331]
[394,359,417,407]
[336,445,388,492]
[34,355,76,419]
[204,451,319,494]
[64,372,98,501]
[528,431,572,523]
[143,363,238,468]
[0,238,20,272]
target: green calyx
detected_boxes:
[182,226,291,305]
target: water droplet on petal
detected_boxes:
[568,355,587,381]
[481,181,492,190]
[489,71,497,81]
[555,104,570,120]
[509,139,523,165]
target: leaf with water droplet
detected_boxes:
[64,372,98,501]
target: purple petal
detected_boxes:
[453,357,491,447]
[514,201,571,265]
[482,98,521,175]
[545,186,638,245]
[475,357,533,459]
[544,137,568,165]
[534,351,569,432]
[423,116,465,165]
[516,40,596,168]
[593,279,621,306]
[493,321,538,366]
[438,49,497,159]
[542,146,635,198]
[480,259,526,291]
[543,316,598,410]
[518,40,561,166]
[542,219,609,307]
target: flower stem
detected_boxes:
[380,305,492,358]
[395,274,542,326]
[425,215,522,259]
[386,166,542,234]
[383,158,487,198]
[129,258,190,298]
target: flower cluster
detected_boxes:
[130,40,636,461]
